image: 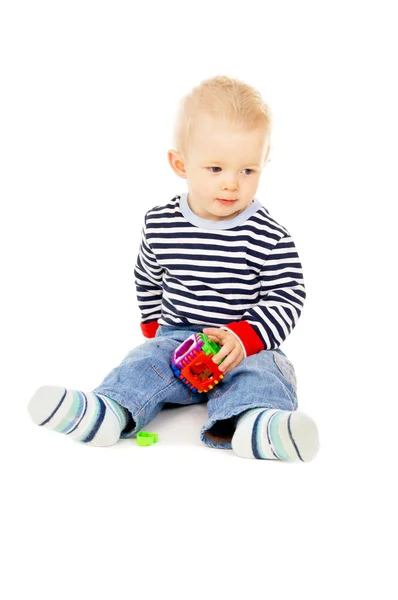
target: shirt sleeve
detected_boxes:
[221,233,306,357]
[134,213,163,337]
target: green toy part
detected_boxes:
[137,431,159,446]
[198,333,225,363]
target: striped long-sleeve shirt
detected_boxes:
[134,192,306,358]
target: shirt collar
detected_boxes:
[179,192,261,230]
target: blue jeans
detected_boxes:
[92,324,298,449]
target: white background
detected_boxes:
[1,1,397,598]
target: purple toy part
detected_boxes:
[171,333,204,368]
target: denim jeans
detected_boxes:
[92,323,298,449]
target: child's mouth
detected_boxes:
[217,198,238,205]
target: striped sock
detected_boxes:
[231,408,319,462]
[28,386,129,447]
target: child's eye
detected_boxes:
[207,167,254,174]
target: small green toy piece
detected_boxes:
[136,431,158,446]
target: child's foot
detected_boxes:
[28,386,129,446]
[231,408,319,462]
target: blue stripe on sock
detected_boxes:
[251,409,280,459]
[67,392,88,435]
[39,388,67,426]
[287,413,304,462]
[251,410,278,459]
[96,394,127,431]
[251,412,263,458]
[80,395,107,443]
[237,408,261,426]
[65,391,88,435]
[55,391,85,434]
[265,412,279,459]
[269,411,290,460]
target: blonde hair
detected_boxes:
[172,75,272,162]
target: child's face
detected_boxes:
[169,114,269,221]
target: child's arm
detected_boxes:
[134,212,164,338]
[219,233,306,357]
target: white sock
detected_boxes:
[231,408,319,462]
[28,386,129,447]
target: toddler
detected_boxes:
[28,75,319,462]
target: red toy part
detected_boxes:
[179,349,224,392]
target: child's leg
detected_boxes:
[91,328,206,439]
[201,348,319,462]
[28,325,206,446]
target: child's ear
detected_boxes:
[263,141,272,165]
[167,149,187,178]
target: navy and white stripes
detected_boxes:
[134,193,306,350]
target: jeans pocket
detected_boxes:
[270,350,297,394]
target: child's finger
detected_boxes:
[212,341,231,362]
[206,335,219,342]
[213,343,236,368]
[219,352,244,375]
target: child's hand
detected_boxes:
[202,327,245,376]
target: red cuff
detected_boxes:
[141,321,159,338]
[224,321,264,357]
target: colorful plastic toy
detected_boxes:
[170,332,225,393]
[137,432,158,446]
